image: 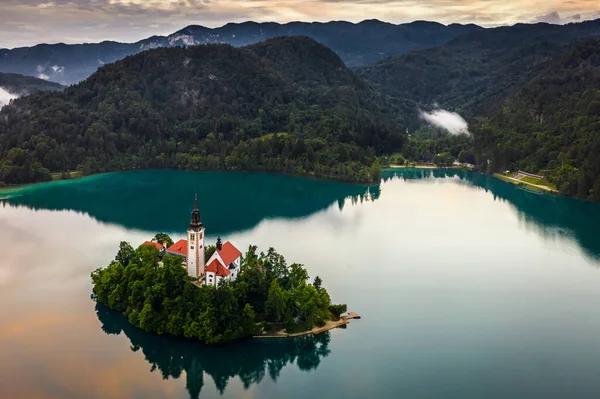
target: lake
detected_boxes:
[2,169,600,399]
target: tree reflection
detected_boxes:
[95,303,331,398]
[2,170,379,234]
[383,169,600,260]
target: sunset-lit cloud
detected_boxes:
[0,0,598,48]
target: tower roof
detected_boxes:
[189,194,203,231]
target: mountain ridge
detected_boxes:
[0,20,483,85]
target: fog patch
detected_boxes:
[0,87,18,109]
[38,73,49,80]
[419,108,469,135]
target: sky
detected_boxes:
[0,0,599,49]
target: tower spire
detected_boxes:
[189,193,202,230]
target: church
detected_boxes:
[159,195,242,287]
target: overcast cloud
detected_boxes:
[0,0,598,48]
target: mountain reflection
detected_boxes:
[384,169,600,260]
[2,170,378,234]
[95,303,331,399]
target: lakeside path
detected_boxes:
[494,173,558,193]
[254,312,361,339]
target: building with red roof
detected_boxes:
[149,195,242,287]
[166,239,188,257]
[204,236,242,286]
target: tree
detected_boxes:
[115,241,135,266]
[153,233,173,247]
[313,276,323,291]
[265,279,287,322]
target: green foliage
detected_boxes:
[0,37,404,186]
[328,304,348,319]
[433,152,454,166]
[313,276,323,291]
[153,233,173,248]
[115,241,135,266]
[265,279,287,322]
[92,242,345,344]
[470,39,600,199]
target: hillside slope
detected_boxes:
[0,37,402,186]
[473,39,600,199]
[357,19,600,126]
[0,20,481,85]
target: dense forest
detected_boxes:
[359,21,600,200]
[0,37,401,186]
[473,39,600,198]
[91,238,346,344]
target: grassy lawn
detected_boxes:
[494,173,556,193]
[50,171,83,181]
[521,176,556,190]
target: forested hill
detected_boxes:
[0,20,482,85]
[0,72,64,95]
[474,39,600,199]
[0,36,402,186]
[357,18,600,127]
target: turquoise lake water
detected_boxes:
[2,169,600,398]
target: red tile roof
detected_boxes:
[217,241,242,266]
[205,259,230,277]
[167,239,188,257]
[143,241,164,250]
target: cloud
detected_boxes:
[420,108,469,135]
[534,11,562,24]
[0,87,18,109]
[38,73,49,80]
[533,10,590,24]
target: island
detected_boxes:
[91,196,355,344]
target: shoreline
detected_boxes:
[253,312,361,339]
[493,173,557,193]
[385,164,474,170]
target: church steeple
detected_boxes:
[216,236,222,251]
[189,194,202,231]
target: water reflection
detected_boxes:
[2,171,378,234]
[384,169,600,260]
[95,303,331,399]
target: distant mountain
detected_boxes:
[357,18,600,125]
[0,72,63,95]
[0,20,482,85]
[0,37,402,186]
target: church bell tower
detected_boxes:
[187,194,205,279]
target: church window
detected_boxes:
[190,233,195,241]
[190,246,194,250]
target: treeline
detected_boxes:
[91,238,346,344]
[0,37,403,186]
